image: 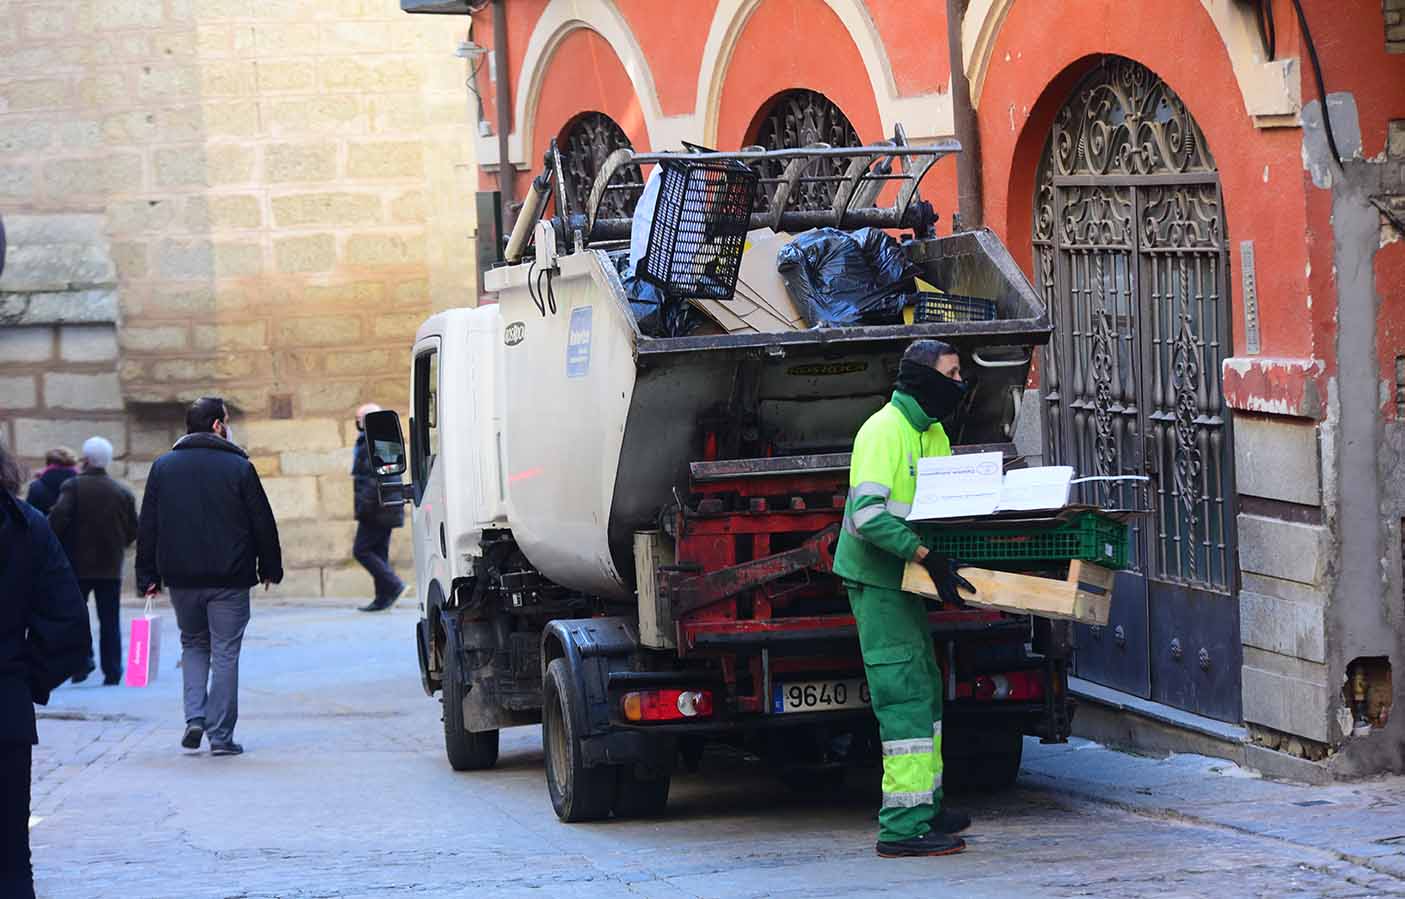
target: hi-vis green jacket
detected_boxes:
[832,391,951,589]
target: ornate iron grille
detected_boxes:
[749,89,860,212]
[1034,58,1234,594]
[560,112,642,219]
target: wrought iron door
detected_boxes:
[1033,58,1241,722]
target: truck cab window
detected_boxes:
[412,349,440,489]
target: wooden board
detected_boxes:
[901,559,1115,625]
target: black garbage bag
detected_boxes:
[775,227,918,326]
[613,252,699,337]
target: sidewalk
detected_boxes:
[1021,737,1405,882]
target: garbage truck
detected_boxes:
[362,135,1074,822]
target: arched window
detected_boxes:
[558,112,643,219]
[748,89,859,212]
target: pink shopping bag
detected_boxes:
[125,596,163,687]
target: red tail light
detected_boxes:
[621,689,714,722]
[956,671,1045,701]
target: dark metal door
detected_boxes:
[1033,58,1241,722]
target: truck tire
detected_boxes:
[543,658,616,821]
[944,727,1023,793]
[441,628,499,772]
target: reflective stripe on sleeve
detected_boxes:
[852,481,891,499]
[851,504,885,528]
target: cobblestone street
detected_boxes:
[30,603,1405,898]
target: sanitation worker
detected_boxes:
[833,337,976,858]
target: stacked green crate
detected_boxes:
[916,511,1130,570]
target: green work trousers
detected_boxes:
[847,581,944,843]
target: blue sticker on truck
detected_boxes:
[566,306,592,378]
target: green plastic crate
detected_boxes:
[920,511,1130,570]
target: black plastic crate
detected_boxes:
[639,157,757,300]
[913,292,997,323]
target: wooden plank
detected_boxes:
[901,559,1114,625]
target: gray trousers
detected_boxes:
[169,587,251,745]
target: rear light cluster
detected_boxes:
[621,689,714,722]
[956,671,1045,701]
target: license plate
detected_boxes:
[771,678,871,714]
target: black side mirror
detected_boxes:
[364,409,407,477]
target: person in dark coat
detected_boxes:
[24,448,78,516]
[350,403,406,612]
[136,396,283,758]
[0,438,92,899]
[48,436,139,686]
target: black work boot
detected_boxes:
[181,719,205,750]
[876,830,966,858]
[933,807,972,834]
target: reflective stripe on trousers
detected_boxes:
[880,721,943,809]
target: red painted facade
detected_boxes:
[472,0,1400,419]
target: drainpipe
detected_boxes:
[492,0,516,220]
[945,0,983,230]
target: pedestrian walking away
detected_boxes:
[136,396,283,757]
[23,447,78,517]
[351,403,406,612]
[832,338,977,859]
[0,437,92,899]
[48,436,138,686]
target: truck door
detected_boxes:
[410,339,447,605]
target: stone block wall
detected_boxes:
[0,214,127,478]
[1,0,476,596]
[1233,414,1334,749]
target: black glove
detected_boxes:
[920,553,975,608]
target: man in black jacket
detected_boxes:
[350,403,406,612]
[0,438,92,899]
[49,436,139,686]
[136,397,282,757]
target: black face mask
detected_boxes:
[896,359,968,421]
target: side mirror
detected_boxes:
[364,409,407,477]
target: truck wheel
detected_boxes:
[944,728,1023,793]
[543,658,616,821]
[442,630,499,771]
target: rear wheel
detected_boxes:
[543,658,617,821]
[441,628,499,771]
[944,727,1023,793]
